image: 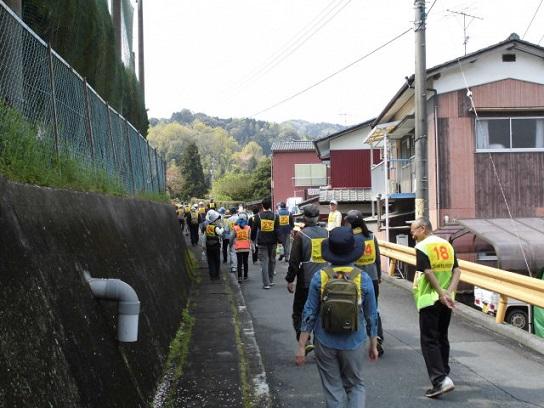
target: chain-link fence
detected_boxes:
[0,1,166,194]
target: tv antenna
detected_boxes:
[446,9,484,55]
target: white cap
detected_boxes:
[330,200,338,205]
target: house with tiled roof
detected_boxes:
[270,140,325,208]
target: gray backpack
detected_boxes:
[320,267,362,334]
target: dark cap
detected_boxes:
[303,204,320,218]
[321,226,363,265]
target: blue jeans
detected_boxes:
[315,341,366,408]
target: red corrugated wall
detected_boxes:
[272,151,322,208]
[330,149,380,188]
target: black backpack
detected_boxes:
[320,267,362,334]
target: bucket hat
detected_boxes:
[321,226,363,265]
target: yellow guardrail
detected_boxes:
[378,240,544,325]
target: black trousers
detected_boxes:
[222,239,229,262]
[236,252,249,279]
[189,224,199,245]
[178,219,185,233]
[252,245,258,263]
[292,285,309,341]
[206,245,221,279]
[365,280,384,340]
[419,301,452,386]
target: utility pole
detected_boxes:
[5,0,22,16]
[447,9,484,55]
[112,0,122,60]
[138,0,145,102]
[414,0,428,220]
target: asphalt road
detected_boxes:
[239,259,544,408]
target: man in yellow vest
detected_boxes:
[410,217,461,399]
[326,200,342,231]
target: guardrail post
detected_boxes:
[388,258,397,277]
[495,294,508,324]
[106,105,118,175]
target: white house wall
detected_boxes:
[330,127,372,150]
[433,47,544,96]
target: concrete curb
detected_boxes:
[225,272,272,407]
[383,275,544,358]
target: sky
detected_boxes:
[142,0,544,126]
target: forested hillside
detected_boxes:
[151,108,344,155]
[148,109,343,201]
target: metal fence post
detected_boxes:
[82,79,96,165]
[124,120,136,194]
[106,105,118,175]
[136,135,146,192]
[154,148,161,194]
[146,141,155,193]
[47,43,60,164]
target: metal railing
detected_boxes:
[379,240,544,324]
[371,157,415,196]
[0,1,166,194]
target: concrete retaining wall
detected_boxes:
[0,176,191,407]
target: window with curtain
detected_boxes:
[475,117,544,151]
[294,163,327,186]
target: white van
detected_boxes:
[473,287,530,331]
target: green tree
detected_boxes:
[249,157,271,200]
[179,142,207,199]
[210,171,253,202]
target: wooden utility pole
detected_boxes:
[112,0,122,59]
[5,0,22,16]
[138,0,145,102]
[414,0,428,219]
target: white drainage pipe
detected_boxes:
[84,271,141,342]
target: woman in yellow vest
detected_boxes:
[326,200,342,231]
[410,217,461,399]
[232,213,251,284]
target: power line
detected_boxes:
[252,0,352,85]
[522,0,544,39]
[252,27,412,117]
[250,0,440,117]
[229,0,349,92]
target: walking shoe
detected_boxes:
[269,282,275,286]
[425,377,455,398]
[243,276,248,280]
[304,344,315,356]
[263,285,271,289]
[278,254,284,261]
[238,278,242,284]
[377,337,384,357]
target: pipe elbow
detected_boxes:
[84,271,140,342]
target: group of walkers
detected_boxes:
[175,197,461,407]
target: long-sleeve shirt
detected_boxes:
[300,267,378,350]
[285,233,303,283]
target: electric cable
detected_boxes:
[522,0,543,39]
[251,27,411,117]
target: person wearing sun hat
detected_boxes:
[327,200,342,231]
[295,226,378,408]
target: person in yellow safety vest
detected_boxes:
[187,204,201,246]
[231,213,251,283]
[175,204,186,233]
[326,200,342,231]
[208,198,217,210]
[295,227,378,407]
[285,204,328,348]
[198,201,206,216]
[345,209,385,358]
[201,209,224,280]
[410,217,461,399]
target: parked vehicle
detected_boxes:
[474,287,530,331]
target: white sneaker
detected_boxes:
[425,376,455,398]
